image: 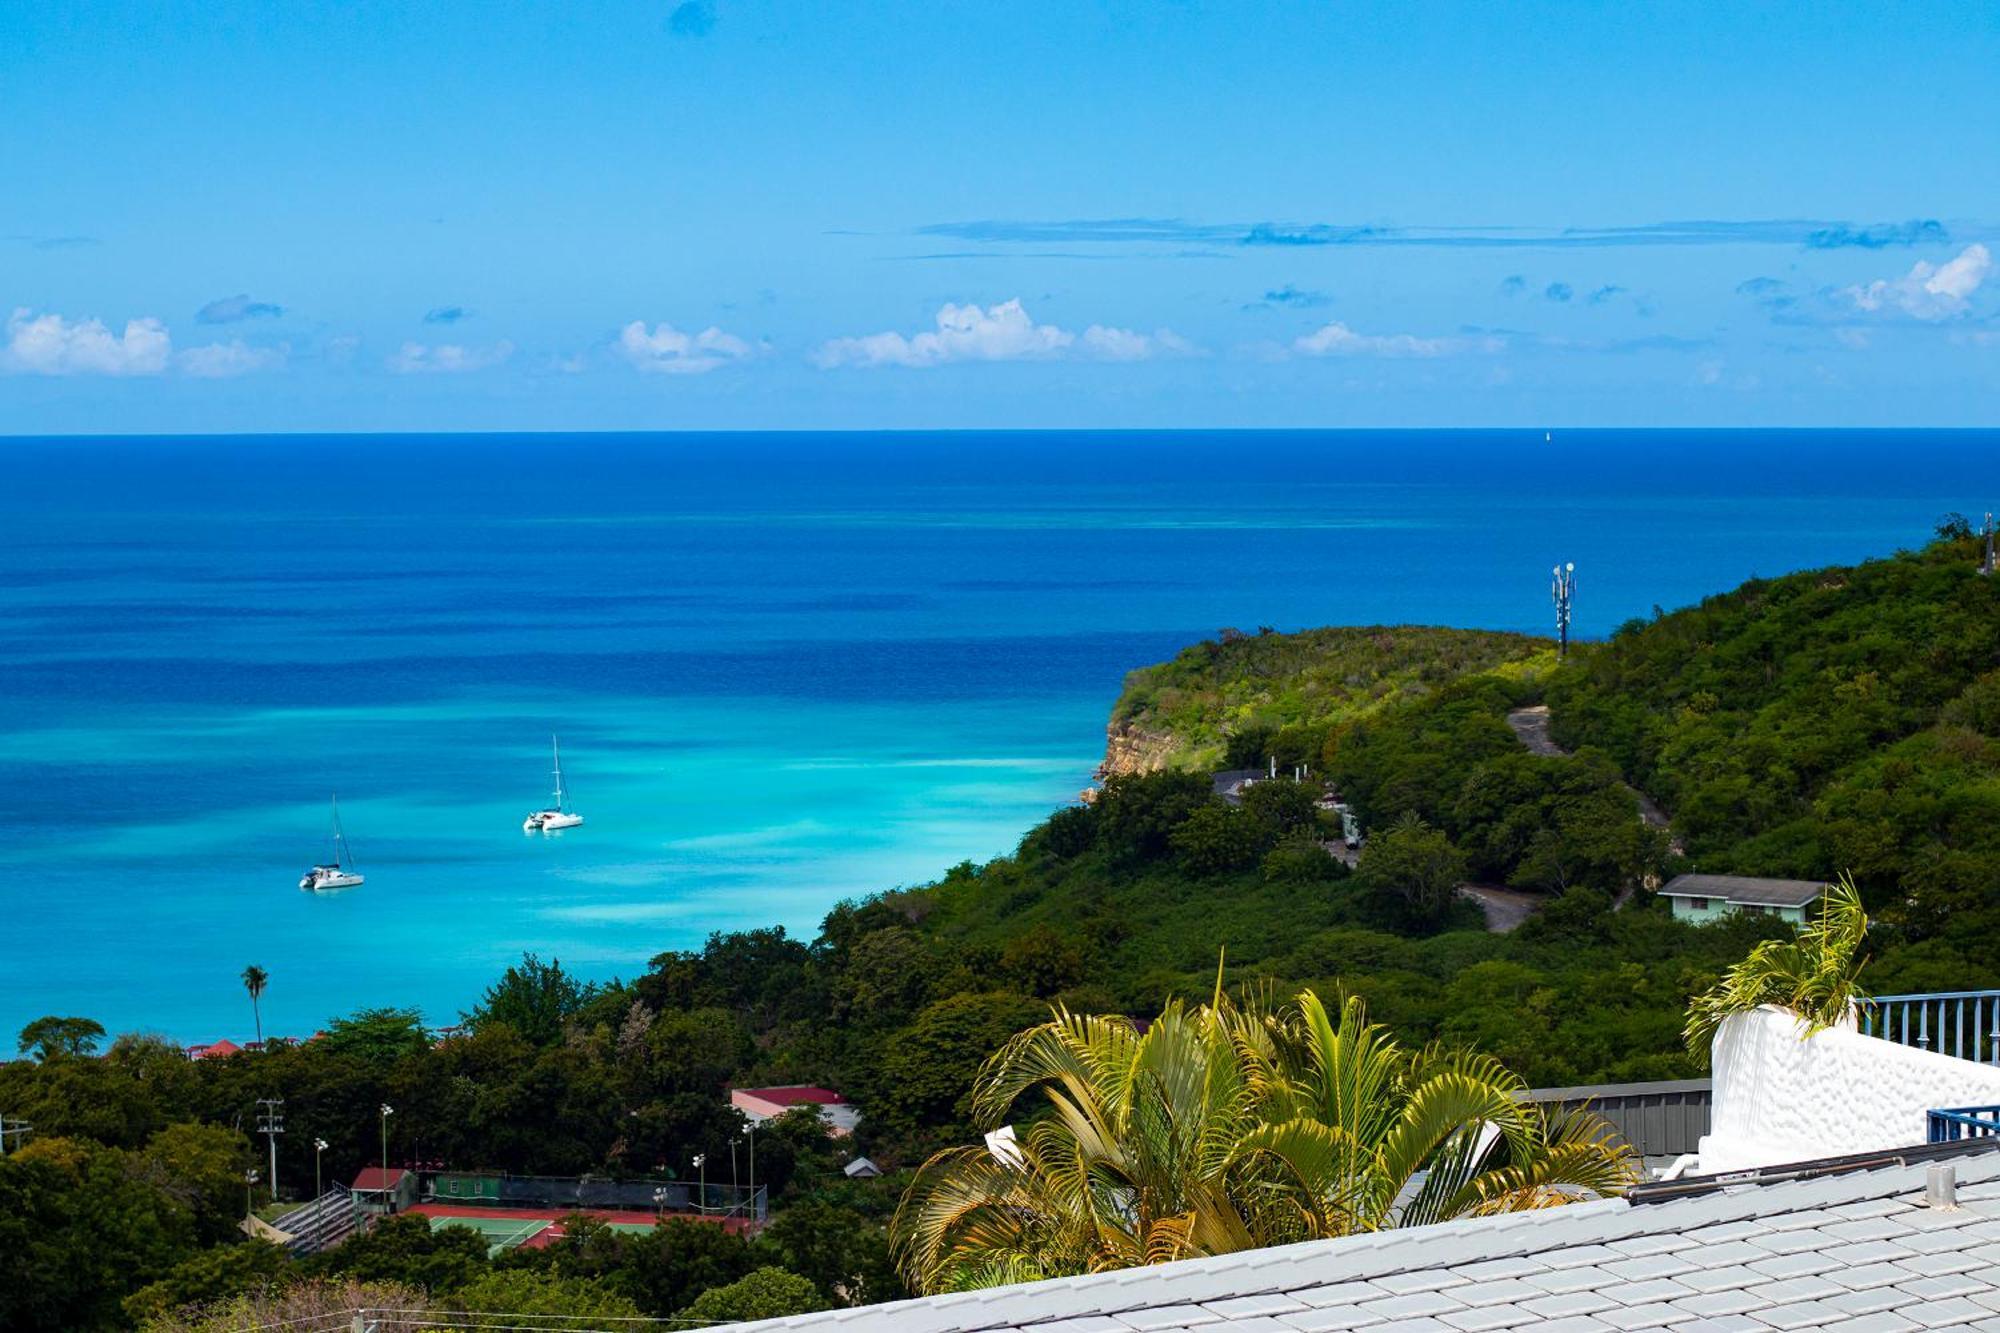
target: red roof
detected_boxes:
[187,1039,242,1060]
[735,1084,845,1106]
[352,1167,410,1191]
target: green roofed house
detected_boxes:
[1659,873,1827,925]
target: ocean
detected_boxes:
[3,429,1995,1043]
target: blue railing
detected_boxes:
[1860,991,2000,1063]
[1928,1105,2000,1143]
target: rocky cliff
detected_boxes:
[1098,717,1182,778]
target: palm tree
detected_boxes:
[242,965,269,1045]
[1684,873,1870,1052]
[892,986,1635,1294]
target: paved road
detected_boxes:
[1457,883,1542,933]
[1506,703,1566,757]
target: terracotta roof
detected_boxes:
[734,1085,846,1105]
[187,1038,242,1059]
[351,1167,410,1191]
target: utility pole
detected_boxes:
[256,1098,285,1201]
[1551,562,1576,659]
[746,1122,756,1219]
[0,1116,30,1155]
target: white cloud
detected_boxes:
[1843,243,1992,320]
[387,340,514,374]
[2,308,171,376]
[1079,325,1199,361]
[815,299,1073,368]
[815,299,1193,368]
[1292,320,1503,358]
[616,321,754,375]
[177,340,288,378]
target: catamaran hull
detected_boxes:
[301,870,364,892]
[525,811,584,831]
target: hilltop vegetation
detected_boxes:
[1106,625,1553,773]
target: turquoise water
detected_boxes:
[2,429,1995,1043]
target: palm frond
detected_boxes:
[1685,873,1871,1051]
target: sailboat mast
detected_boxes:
[551,735,565,811]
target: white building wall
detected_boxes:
[1696,1004,2000,1174]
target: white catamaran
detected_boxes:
[523,736,584,832]
[300,794,365,891]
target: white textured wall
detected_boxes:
[1698,1004,2000,1173]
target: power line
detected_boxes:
[257,1097,286,1200]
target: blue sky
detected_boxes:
[3,1,1997,432]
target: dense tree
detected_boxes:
[1169,801,1267,876]
[18,1014,107,1061]
[1353,813,1468,926]
[451,1268,643,1327]
[319,1008,427,1063]
[308,1214,488,1294]
[123,1241,289,1327]
[762,1197,905,1307]
[678,1266,827,1323]
[466,952,596,1046]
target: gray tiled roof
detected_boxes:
[725,1148,2000,1333]
[1659,874,1827,908]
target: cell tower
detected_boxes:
[1552,563,1576,658]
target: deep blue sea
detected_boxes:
[3,430,1996,1044]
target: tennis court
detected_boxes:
[411,1202,749,1257]
[411,1204,562,1255]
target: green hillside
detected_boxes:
[1547,523,2000,959]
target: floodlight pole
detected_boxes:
[315,1137,328,1201]
[379,1104,393,1179]
[694,1152,707,1214]
[1983,513,1995,576]
[1551,563,1576,659]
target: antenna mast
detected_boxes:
[1552,562,1576,659]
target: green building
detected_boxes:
[1659,873,1826,925]
[429,1171,502,1202]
